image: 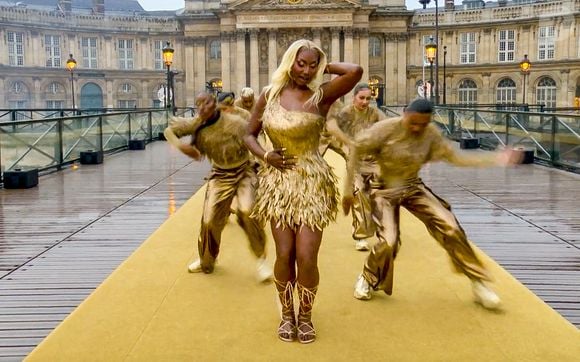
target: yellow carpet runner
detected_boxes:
[27,153,580,361]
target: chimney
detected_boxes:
[498,0,507,6]
[445,0,454,10]
[58,0,71,14]
[93,0,105,15]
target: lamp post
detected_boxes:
[162,41,174,113]
[66,54,77,111]
[443,45,447,105]
[420,0,439,104]
[519,54,531,106]
[425,36,437,103]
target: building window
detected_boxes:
[9,101,28,119]
[536,77,557,109]
[209,41,221,60]
[459,32,476,64]
[538,26,555,60]
[48,82,62,94]
[11,81,25,94]
[118,100,136,108]
[154,40,164,70]
[458,79,478,104]
[498,29,515,62]
[369,36,382,57]
[120,83,133,93]
[82,37,98,69]
[496,78,516,104]
[46,100,64,109]
[118,39,134,70]
[7,31,24,66]
[45,35,61,68]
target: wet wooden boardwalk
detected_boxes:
[0,142,578,360]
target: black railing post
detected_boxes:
[148,112,153,142]
[98,115,104,153]
[127,113,132,144]
[449,109,455,135]
[57,119,64,169]
[505,113,510,146]
[550,115,557,164]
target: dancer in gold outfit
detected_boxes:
[234,87,255,112]
[164,91,272,283]
[335,83,387,251]
[342,98,521,309]
[244,39,362,343]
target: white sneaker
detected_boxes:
[354,239,370,251]
[256,257,273,283]
[187,259,203,273]
[354,274,372,300]
[472,280,501,309]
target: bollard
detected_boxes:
[3,168,39,189]
[80,150,104,164]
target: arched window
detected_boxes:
[120,83,134,93]
[47,82,63,94]
[209,41,221,60]
[10,81,27,95]
[536,77,557,109]
[496,78,516,104]
[369,36,381,57]
[458,79,478,104]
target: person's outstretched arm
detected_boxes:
[163,117,202,160]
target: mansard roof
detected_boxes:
[0,0,144,12]
[228,0,363,11]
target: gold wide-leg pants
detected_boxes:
[198,161,266,273]
[350,172,376,240]
[362,181,491,295]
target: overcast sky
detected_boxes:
[137,0,462,11]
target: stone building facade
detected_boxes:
[0,0,579,111]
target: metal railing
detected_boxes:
[434,106,580,172]
[0,109,169,176]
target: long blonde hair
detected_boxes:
[265,39,327,107]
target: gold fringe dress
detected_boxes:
[252,98,339,231]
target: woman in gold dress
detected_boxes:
[244,39,362,344]
[164,91,272,283]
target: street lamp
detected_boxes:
[519,54,531,106]
[425,36,437,103]
[420,0,439,104]
[443,45,447,104]
[162,41,174,113]
[66,54,77,111]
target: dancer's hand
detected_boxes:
[497,148,524,166]
[179,144,202,160]
[342,194,354,215]
[265,148,297,170]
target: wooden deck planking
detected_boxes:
[0,142,578,359]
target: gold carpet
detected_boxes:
[27,153,580,361]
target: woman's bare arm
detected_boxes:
[320,63,363,109]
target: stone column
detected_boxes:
[250,29,260,93]
[312,28,322,48]
[559,69,570,108]
[343,28,353,63]
[185,39,196,106]
[30,31,40,66]
[194,38,206,96]
[140,38,148,70]
[221,32,232,92]
[268,29,278,77]
[384,34,397,105]
[358,29,369,81]
[236,30,247,91]
[104,36,112,69]
[396,34,408,104]
[330,27,341,63]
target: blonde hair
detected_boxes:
[265,39,327,107]
[240,87,254,98]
